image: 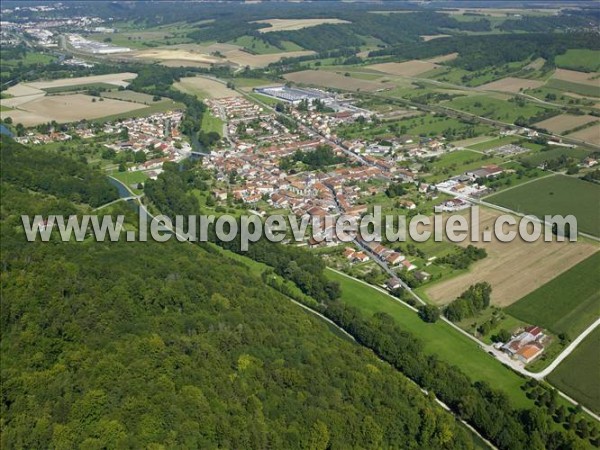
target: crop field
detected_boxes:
[552,68,600,87]
[229,35,304,54]
[133,48,220,65]
[555,49,600,73]
[426,52,458,63]
[0,94,147,126]
[101,90,161,104]
[486,174,600,237]
[443,94,556,124]
[420,34,451,42]
[367,60,440,77]
[533,114,598,134]
[546,79,600,98]
[325,269,534,409]
[567,123,600,146]
[506,251,600,338]
[547,327,600,414]
[42,82,118,94]
[478,77,544,93]
[173,77,239,99]
[25,73,138,90]
[225,49,315,68]
[284,70,384,91]
[254,18,350,33]
[424,207,598,307]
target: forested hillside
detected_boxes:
[0,141,477,448]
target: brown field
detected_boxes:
[441,8,562,17]
[25,72,137,89]
[254,18,350,33]
[224,49,314,68]
[0,94,147,126]
[421,34,451,42]
[553,69,600,87]
[133,49,220,64]
[525,58,546,71]
[173,77,239,99]
[426,53,458,64]
[131,44,313,68]
[478,77,544,93]
[284,70,384,92]
[367,60,440,77]
[4,84,44,97]
[534,114,598,134]
[1,93,46,108]
[566,124,600,146]
[424,207,598,307]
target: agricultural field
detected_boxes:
[426,52,458,63]
[284,70,384,92]
[367,60,440,77]
[506,251,600,338]
[443,94,557,124]
[486,174,600,237]
[173,77,239,99]
[25,73,138,90]
[533,113,598,134]
[546,79,600,98]
[547,327,600,414]
[520,147,594,167]
[229,35,304,54]
[424,207,598,306]
[567,123,600,146]
[555,49,600,73]
[100,90,161,104]
[477,77,545,94]
[0,94,147,126]
[552,68,600,87]
[131,43,313,68]
[254,18,350,33]
[325,269,534,409]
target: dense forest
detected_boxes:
[144,159,597,450]
[369,32,600,71]
[1,140,482,448]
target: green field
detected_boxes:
[201,111,224,135]
[486,174,600,237]
[506,251,600,338]
[555,49,600,73]
[548,327,600,414]
[43,83,118,94]
[520,147,593,167]
[546,79,600,98]
[247,92,283,107]
[425,149,502,182]
[325,269,534,408]
[109,170,150,194]
[444,94,556,124]
[230,35,304,54]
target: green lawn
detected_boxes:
[109,170,149,194]
[486,174,600,237]
[506,251,600,338]
[555,49,600,73]
[547,327,600,414]
[201,111,223,136]
[425,150,502,182]
[325,269,534,409]
[247,92,282,107]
